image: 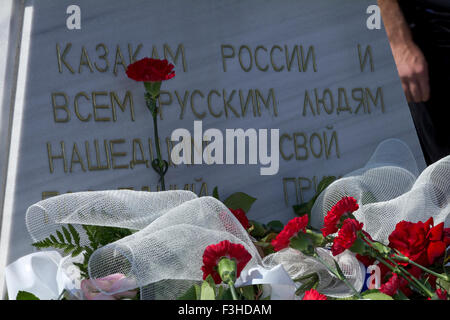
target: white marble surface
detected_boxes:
[0,0,22,230]
[0,0,425,280]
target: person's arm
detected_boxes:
[378,0,430,102]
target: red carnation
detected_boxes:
[322,197,359,237]
[435,289,448,300]
[379,273,400,296]
[302,289,327,300]
[388,217,449,267]
[126,58,175,82]
[331,219,364,256]
[201,240,252,284]
[356,254,375,267]
[229,208,250,229]
[271,216,308,252]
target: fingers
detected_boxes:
[401,80,413,102]
[409,80,423,103]
[401,70,430,103]
[418,67,430,102]
[391,42,430,103]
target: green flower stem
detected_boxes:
[375,255,433,297]
[313,252,363,299]
[151,104,166,191]
[228,282,239,301]
[384,255,434,298]
[293,272,318,283]
[145,93,166,191]
[57,290,66,300]
[360,233,434,298]
[392,254,450,282]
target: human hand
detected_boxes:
[391,41,430,103]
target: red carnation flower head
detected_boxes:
[201,240,252,284]
[126,57,175,82]
[271,215,308,252]
[388,217,449,266]
[322,197,359,237]
[229,208,250,229]
[302,289,327,300]
[379,273,400,296]
[331,218,363,256]
[435,288,448,300]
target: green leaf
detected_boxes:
[16,291,40,300]
[266,221,284,233]
[61,226,72,243]
[333,260,346,280]
[362,290,393,300]
[219,288,233,300]
[56,231,65,243]
[223,192,257,213]
[212,186,220,200]
[49,235,58,243]
[360,191,377,205]
[239,285,255,300]
[292,176,336,220]
[290,234,314,256]
[349,238,366,255]
[248,220,266,238]
[372,242,391,255]
[292,202,311,217]
[316,176,336,194]
[177,285,201,300]
[200,275,216,300]
[71,246,84,257]
[436,277,450,293]
[393,290,409,300]
[68,224,80,246]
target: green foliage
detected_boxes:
[294,273,320,295]
[32,224,135,278]
[293,176,336,224]
[16,291,40,300]
[361,289,394,300]
[177,284,202,300]
[32,225,84,257]
[290,234,315,256]
[266,220,284,233]
[239,285,256,300]
[177,282,262,301]
[212,186,220,200]
[200,275,217,300]
[223,192,257,213]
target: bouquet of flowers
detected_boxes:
[5,58,449,301]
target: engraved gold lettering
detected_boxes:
[47,141,67,173]
[109,139,129,169]
[79,46,94,73]
[111,91,134,121]
[74,92,91,121]
[94,43,109,72]
[207,90,223,118]
[92,91,111,121]
[52,92,71,122]
[164,44,187,72]
[70,142,87,172]
[113,45,127,76]
[56,43,75,74]
[221,44,235,72]
[191,90,206,119]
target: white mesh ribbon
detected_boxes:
[263,248,365,298]
[26,191,262,299]
[21,139,450,300]
[311,139,449,244]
